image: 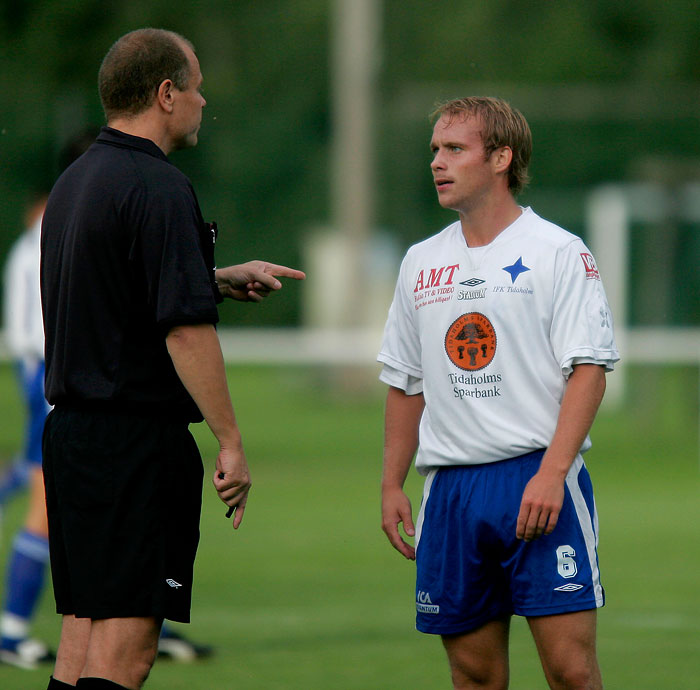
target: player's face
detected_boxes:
[430,114,500,214]
[170,44,206,150]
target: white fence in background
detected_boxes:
[587,183,700,386]
[0,328,386,368]
[217,327,384,366]
[587,183,700,464]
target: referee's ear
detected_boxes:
[157,79,175,114]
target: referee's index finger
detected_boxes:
[264,264,306,281]
[232,498,247,528]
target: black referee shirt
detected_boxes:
[41,127,220,421]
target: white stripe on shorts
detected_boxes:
[565,454,604,607]
[415,469,437,551]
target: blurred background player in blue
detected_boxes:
[0,192,54,669]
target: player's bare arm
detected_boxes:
[215,261,306,302]
[166,323,251,528]
[382,386,425,560]
[516,363,607,542]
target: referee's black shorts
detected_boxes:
[42,406,204,623]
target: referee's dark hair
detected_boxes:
[98,28,194,121]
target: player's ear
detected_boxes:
[157,79,175,113]
[491,146,513,175]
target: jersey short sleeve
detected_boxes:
[378,253,423,381]
[379,363,424,395]
[550,240,619,377]
[135,179,219,330]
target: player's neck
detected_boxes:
[458,195,522,248]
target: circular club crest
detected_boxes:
[445,313,497,371]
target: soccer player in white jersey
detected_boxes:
[378,97,619,690]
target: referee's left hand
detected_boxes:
[215,261,306,302]
[213,446,252,529]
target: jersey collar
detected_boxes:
[97,126,170,163]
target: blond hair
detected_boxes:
[432,97,532,195]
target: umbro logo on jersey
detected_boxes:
[554,583,583,592]
[458,278,487,301]
[166,579,183,588]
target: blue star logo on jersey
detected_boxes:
[502,256,530,283]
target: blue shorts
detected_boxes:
[414,450,604,635]
[16,359,50,466]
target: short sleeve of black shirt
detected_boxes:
[132,166,219,332]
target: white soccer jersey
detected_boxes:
[378,207,619,475]
[3,215,44,361]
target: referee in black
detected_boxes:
[40,29,304,690]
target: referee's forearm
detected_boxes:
[166,323,242,449]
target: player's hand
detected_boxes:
[381,486,416,560]
[215,261,306,302]
[213,446,251,529]
[516,469,565,542]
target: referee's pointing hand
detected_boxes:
[215,261,306,303]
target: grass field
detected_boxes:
[0,362,698,689]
